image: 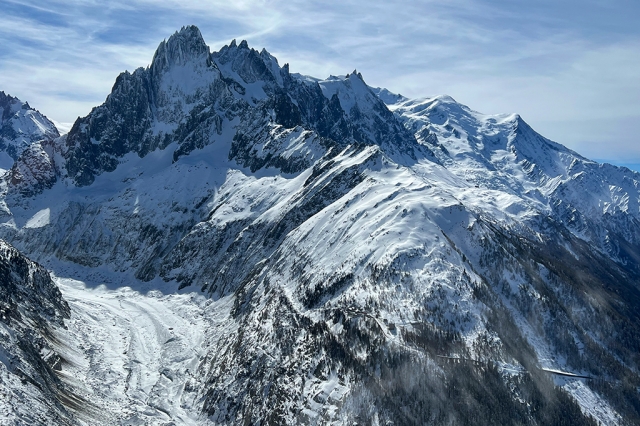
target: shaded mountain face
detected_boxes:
[1,25,640,424]
[60,26,426,189]
[0,92,59,172]
[0,240,73,425]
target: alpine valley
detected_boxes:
[1,26,639,425]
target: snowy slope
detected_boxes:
[49,264,218,425]
[0,25,639,425]
[391,94,640,261]
[0,240,72,425]
[0,92,59,172]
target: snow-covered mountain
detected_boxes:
[390,95,640,266]
[0,92,59,172]
[0,240,73,424]
[1,25,639,425]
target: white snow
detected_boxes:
[0,94,59,167]
[24,208,50,228]
[560,379,622,426]
[49,265,220,425]
[318,73,378,114]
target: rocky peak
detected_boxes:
[5,139,58,198]
[0,91,19,121]
[506,113,590,182]
[212,39,280,85]
[150,25,210,73]
[348,69,364,81]
[0,91,59,167]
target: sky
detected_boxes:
[0,0,638,170]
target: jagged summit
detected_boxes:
[43,28,436,186]
[0,91,58,171]
[349,69,364,80]
[211,37,283,88]
[0,91,21,117]
[151,25,210,72]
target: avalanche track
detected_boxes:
[50,272,223,425]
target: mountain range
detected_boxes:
[0,25,639,425]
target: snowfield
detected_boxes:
[50,265,224,425]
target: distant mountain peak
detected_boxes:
[212,37,280,85]
[0,90,17,106]
[151,25,210,71]
[0,91,58,169]
[347,69,364,80]
[369,87,408,105]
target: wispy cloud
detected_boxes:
[0,0,638,164]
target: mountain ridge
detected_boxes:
[0,91,59,173]
[0,25,639,425]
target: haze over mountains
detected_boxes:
[0,26,639,425]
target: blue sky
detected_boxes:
[0,0,638,170]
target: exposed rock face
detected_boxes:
[5,141,58,198]
[0,240,73,425]
[0,25,639,425]
[0,91,59,171]
[58,26,429,188]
